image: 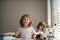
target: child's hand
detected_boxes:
[32,34,36,39]
[15,32,20,38]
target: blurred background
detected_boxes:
[0,0,60,34]
[0,0,47,33]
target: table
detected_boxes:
[0,34,34,40]
[0,34,46,40]
[13,38,34,40]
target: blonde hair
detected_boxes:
[19,14,32,27]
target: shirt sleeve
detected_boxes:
[17,27,21,34]
[31,27,36,34]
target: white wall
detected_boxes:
[47,0,51,27]
[1,0,47,33]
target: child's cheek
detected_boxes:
[23,20,30,24]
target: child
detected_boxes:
[15,14,36,39]
[36,22,46,40]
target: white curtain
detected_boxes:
[51,0,60,40]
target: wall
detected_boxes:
[0,0,2,33]
[1,0,47,33]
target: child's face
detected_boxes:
[22,17,30,26]
[39,26,43,30]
